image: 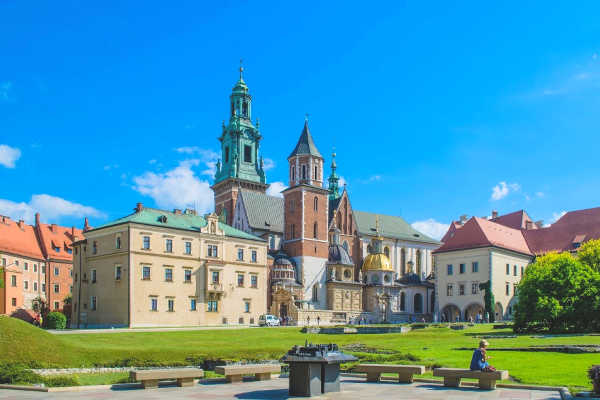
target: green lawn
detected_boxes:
[1,316,597,391]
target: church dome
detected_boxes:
[271,255,297,286]
[362,253,393,271]
[328,244,353,266]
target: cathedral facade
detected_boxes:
[214,68,441,325]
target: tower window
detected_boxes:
[291,166,296,182]
[244,145,252,163]
[313,196,318,211]
[302,165,306,180]
[242,101,248,117]
[290,224,296,239]
[313,222,318,239]
[314,165,318,180]
[225,146,229,163]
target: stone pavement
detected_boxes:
[0,376,563,400]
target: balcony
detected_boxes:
[207,282,224,293]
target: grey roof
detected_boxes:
[354,210,441,245]
[328,244,354,266]
[239,190,284,233]
[288,120,323,159]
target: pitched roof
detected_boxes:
[36,223,83,261]
[0,217,44,260]
[524,206,600,254]
[93,207,264,242]
[353,210,441,245]
[288,120,323,159]
[490,210,537,230]
[440,221,463,243]
[239,190,284,233]
[434,217,532,255]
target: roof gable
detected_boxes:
[491,210,536,230]
[288,120,323,159]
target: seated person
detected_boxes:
[470,339,495,371]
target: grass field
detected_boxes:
[1,316,598,391]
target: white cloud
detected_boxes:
[266,181,288,198]
[491,181,520,201]
[148,159,157,165]
[173,147,218,176]
[339,176,347,188]
[132,160,214,213]
[0,194,104,224]
[536,191,545,198]
[103,164,119,171]
[0,145,21,168]
[551,211,566,223]
[263,158,275,171]
[0,82,13,102]
[411,219,449,241]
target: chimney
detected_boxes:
[535,220,544,228]
[135,202,144,213]
[84,217,91,232]
[71,226,75,237]
[51,223,57,232]
[491,210,498,219]
[18,219,25,229]
[35,212,41,227]
[525,221,533,230]
[174,209,182,215]
[459,214,468,224]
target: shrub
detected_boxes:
[43,375,80,387]
[589,365,600,394]
[0,363,43,385]
[44,312,67,330]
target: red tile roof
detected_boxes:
[440,221,463,243]
[0,217,44,260]
[36,222,83,261]
[490,210,537,230]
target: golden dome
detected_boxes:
[362,253,393,271]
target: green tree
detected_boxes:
[478,281,495,323]
[63,295,72,305]
[0,267,4,289]
[578,239,600,272]
[514,252,600,333]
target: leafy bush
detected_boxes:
[513,253,600,333]
[589,365,600,393]
[43,375,80,387]
[44,312,67,330]
[0,363,43,385]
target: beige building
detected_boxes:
[71,203,268,328]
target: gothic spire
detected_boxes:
[328,149,340,201]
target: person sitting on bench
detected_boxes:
[470,340,495,372]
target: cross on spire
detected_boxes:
[239,59,244,81]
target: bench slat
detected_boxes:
[354,364,425,374]
[215,364,281,375]
[433,368,508,380]
[131,368,204,380]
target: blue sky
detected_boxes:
[1,1,599,239]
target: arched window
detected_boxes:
[416,249,422,276]
[312,285,318,302]
[210,222,216,234]
[116,236,121,249]
[313,222,318,239]
[302,165,306,180]
[400,292,405,311]
[414,293,423,313]
[314,196,318,211]
[242,101,248,117]
[401,248,406,275]
[384,246,390,259]
[291,166,295,182]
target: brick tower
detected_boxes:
[282,118,329,307]
[212,64,267,225]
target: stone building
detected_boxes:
[71,204,268,328]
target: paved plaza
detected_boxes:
[0,376,563,400]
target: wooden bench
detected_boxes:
[215,364,282,383]
[354,364,426,383]
[433,368,508,390]
[130,368,204,389]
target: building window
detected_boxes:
[269,235,275,250]
[54,284,60,293]
[185,241,192,255]
[314,196,318,211]
[151,298,158,311]
[93,241,97,254]
[244,301,251,313]
[313,222,318,239]
[416,250,422,276]
[238,248,244,261]
[521,266,524,276]
[225,146,229,163]
[212,271,220,284]
[15,260,19,266]
[314,165,318,180]
[42,265,45,274]
[302,165,306,180]
[34,282,38,291]
[184,269,192,282]
[91,269,97,284]
[513,265,518,276]
[290,224,295,239]
[143,236,150,250]
[208,299,218,312]
[514,283,518,295]
[165,239,173,253]
[1,258,5,266]
[472,282,478,294]
[90,296,97,311]
[237,273,244,287]
[400,292,406,311]
[312,285,318,302]
[24,262,28,271]
[42,284,46,292]
[115,265,122,281]
[167,299,174,312]
[10,275,16,287]
[250,275,258,288]
[190,298,197,311]
[116,236,121,249]
[207,245,218,258]
[447,284,453,296]
[459,284,465,296]
[24,281,28,290]
[472,262,479,273]
[506,283,510,295]
[447,265,453,275]
[401,249,406,275]
[165,268,173,282]
[291,166,296,182]
[251,250,257,263]
[506,263,510,275]
[54,301,59,310]
[54,267,59,276]
[384,246,390,259]
[11,298,16,306]
[142,266,151,280]
[459,263,465,274]
[33,264,37,272]
[211,222,216,234]
[244,145,252,163]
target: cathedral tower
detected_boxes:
[282,118,329,307]
[212,64,267,225]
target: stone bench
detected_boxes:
[215,364,282,383]
[130,368,204,389]
[354,364,426,383]
[433,368,508,390]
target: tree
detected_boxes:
[0,267,4,289]
[31,297,49,319]
[578,239,600,272]
[478,281,495,323]
[513,252,600,333]
[63,295,72,305]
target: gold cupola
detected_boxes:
[362,216,393,271]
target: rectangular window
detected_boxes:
[472,262,478,273]
[54,301,59,310]
[212,271,220,284]
[447,264,453,275]
[10,275,16,287]
[15,260,19,266]
[150,298,158,311]
[24,281,29,290]
[143,236,150,250]
[116,236,121,249]
[42,283,46,292]
[91,269,97,283]
[142,266,151,280]
[165,268,173,282]
[167,299,174,312]
[1,258,5,266]
[513,265,518,276]
[207,245,218,257]
[244,144,252,163]
[115,265,122,280]
[521,266,524,276]
[208,300,218,312]
[506,283,510,295]
[34,282,38,291]
[190,298,197,311]
[91,296,97,311]
[165,239,173,253]
[42,265,45,274]
[514,283,518,295]
[251,275,258,288]
[184,269,192,282]
[11,298,16,306]
[471,282,478,294]
[92,241,97,254]
[251,250,257,263]
[237,273,244,287]
[54,284,60,293]
[459,284,465,296]
[244,301,250,313]
[34,264,37,272]
[185,241,192,255]
[24,262,28,271]
[447,284,453,296]
[459,264,465,274]
[54,267,59,276]
[237,248,244,261]
[506,264,510,275]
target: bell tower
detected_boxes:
[282,118,329,307]
[212,63,267,225]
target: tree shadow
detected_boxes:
[235,389,290,399]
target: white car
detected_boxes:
[259,314,280,327]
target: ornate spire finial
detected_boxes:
[376,215,381,235]
[239,59,244,81]
[305,113,309,122]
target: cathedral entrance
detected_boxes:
[280,304,288,318]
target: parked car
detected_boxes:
[259,314,280,327]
